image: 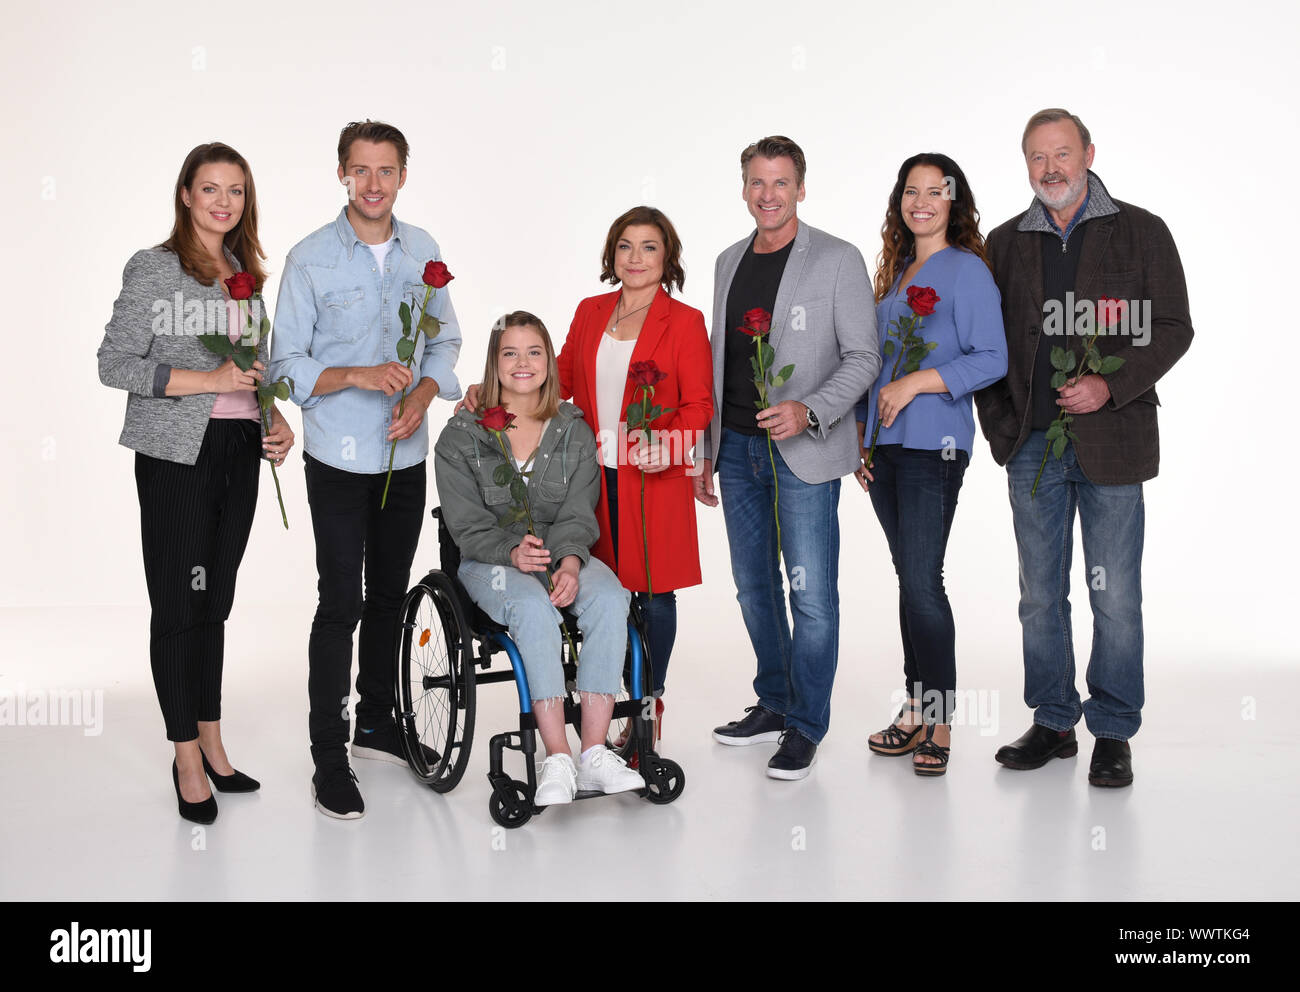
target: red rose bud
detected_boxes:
[225,271,256,300]
[905,285,939,317]
[628,360,668,388]
[476,406,516,432]
[423,260,454,288]
[739,307,772,336]
[1097,296,1127,330]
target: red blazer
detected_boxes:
[557,288,714,593]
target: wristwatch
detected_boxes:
[805,406,819,431]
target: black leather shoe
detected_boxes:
[766,730,817,780]
[994,723,1078,769]
[712,704,784,746]
[201,752,260,793]
[172,760,218,824]
[1088,737,1134,787]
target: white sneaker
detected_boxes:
[576,746,644,795]
[534,754,577,806]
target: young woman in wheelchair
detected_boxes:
[433,311,645,805]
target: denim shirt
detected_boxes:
[269,207,463,473]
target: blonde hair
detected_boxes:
[479,312,560,420]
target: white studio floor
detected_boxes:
[1,599,1295,902]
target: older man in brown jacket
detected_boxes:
[975,108,1193,788]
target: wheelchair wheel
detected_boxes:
[488,779,533,828]
[642,757,685,805]
[396,571,476,794]
[607,600,654,759]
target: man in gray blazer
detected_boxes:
[695,136,879,779]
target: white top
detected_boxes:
[367,235,395,270]
[595,333,638,468]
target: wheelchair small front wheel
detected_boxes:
[642,757,685,805]
[488,779,534,828]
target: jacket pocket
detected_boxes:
[482,484,512,505]
[320,288,367,343]
[537,480,569,503]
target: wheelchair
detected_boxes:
[393,507,686,828]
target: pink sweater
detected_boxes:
[211,298,259,421]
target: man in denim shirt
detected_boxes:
[271,120,462,819]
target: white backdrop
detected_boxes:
[3,0,1296,673]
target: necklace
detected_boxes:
[609,296,652,336]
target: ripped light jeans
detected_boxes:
[458,555,630,702]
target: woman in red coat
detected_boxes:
[558,206,714,723]
[461,206,713,735]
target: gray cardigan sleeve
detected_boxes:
[98,249,172,399]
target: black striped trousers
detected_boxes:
[134,419,260,741]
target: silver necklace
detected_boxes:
[609,297,652,336]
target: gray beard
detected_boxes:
[1034,173,1088,212]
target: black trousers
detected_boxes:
[304,453,425,769]
[135,419,261,742]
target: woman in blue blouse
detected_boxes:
[856,153,1008,775]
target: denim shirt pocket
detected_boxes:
[320,288,367,343]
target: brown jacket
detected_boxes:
[975,173,1193,485]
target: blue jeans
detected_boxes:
[867,445,968,724]
[1007,431,1145,740]
[458,556,630,702]
[717,428,841,743]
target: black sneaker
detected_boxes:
[312,765,365,820]
[766,730,817,780]
[712,704,785,746]
[352,720,440,768]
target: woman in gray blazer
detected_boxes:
[97,142,294,824]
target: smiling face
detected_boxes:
[1024,119,1094,213]
[742,155,804,239]
[613,223,665,291]
[496,324,548,402]
[338,139,406,224]
[182,162,245,244]
[900,164,951,243]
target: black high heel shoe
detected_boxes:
[201,751,260,793]
[172,760,218,824]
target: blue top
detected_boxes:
[856,246,1007,457]
[269,207,463,473]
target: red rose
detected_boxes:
[423,260,454,288]
[225,272,256,300]
[739,307,772,336]
[476,406,516,432]
[1096,296,1127,330]
[905,285,939,317]
[628,360,668,388]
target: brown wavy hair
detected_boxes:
[161,142,267,289]
[599,205,685,293]
[874,153,987,303]
[479,311,561,421]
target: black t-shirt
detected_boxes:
[1032,223,1088,430]
[723,236,795,435]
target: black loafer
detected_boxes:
[994,723,1078,769]
[1088,737,1134,787]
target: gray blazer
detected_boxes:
[699,220,880,485]
[98,246,268,465]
